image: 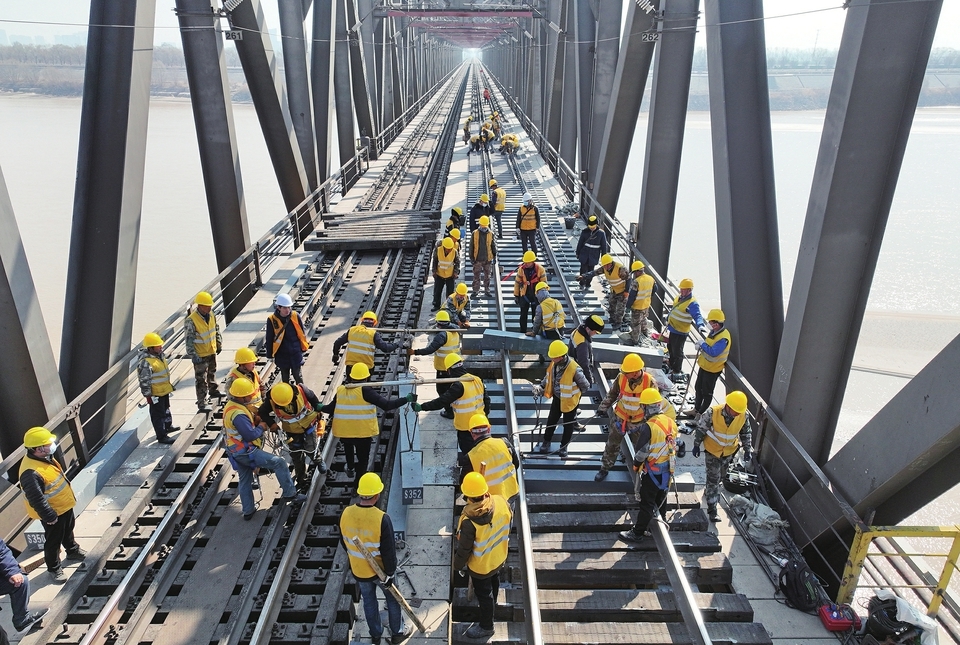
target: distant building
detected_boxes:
[55,33,87,46]
[0,30,8,46]
[10,35,32,45]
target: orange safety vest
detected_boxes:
[269,311,309,355]
[644,414,677,477]
[614,372,655,424]
[20,455,76,519]
[518,205,538,230]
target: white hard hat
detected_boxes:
[523,192,532,202]
[275,293,294,308]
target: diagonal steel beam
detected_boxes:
[311,0,337,181]
[278,0,318,192]
[357,0,380,134]
[582,0,622,190]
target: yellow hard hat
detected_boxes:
[229,378,256,398]
[620,353,645,373]
[522,250,536,263]
[469,413,491,432]
[726,391,748,414]
[548,340,568,358]
[679,278,694,289]
[587,215,598,225]
[461,471,489,498]
[586,315,605,332]
[450,229,461,240]
[350,363,371,380]
[357,472,384,497]
[271,382,294,406]
[442,237,454,249]
[361,311,378,324]
[600,254,613,266]
[479,215,490,226]
[443,353,463,370]
[631,260,645,272]
[456,283,468,295]
[707,309,725,323]
[195,291,214,307]
[24,427,56,449]
[436,309,451,322]
[488,179,497,187]
[143,332,163,348]
[479,194,489,203]
[535,282,549,292]
[452,206,463,216]
[235,347,257,364]
[639,388,663,405]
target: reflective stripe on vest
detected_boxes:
[189,310,218,357]
[519,205,537,230]
[544,358,583,413]
[19,455,76,519]
[453,376,485,431]
[228,367,263,409]
[270,311,309,355]
[436,247,456,278]
[614,372,655,423]
[273,385,319,434]
[459,495,511,575]
[332,385,379,438]
[345,325,377,368]
[340,504,385,579]
[697,329,731,373]
[222,400,262,455]
[146,355,174,396]
[667,296,695,334]
[645,414,677,475]
[603,263,627,294]
[703,405,746,458]
[632,274,654,310]
[469,439,519,500]
[434,330,461,372]
[540,298,565,330]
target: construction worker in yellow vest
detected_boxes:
[446,205,465,235]
[488,178,506,239]
[258,382,328,490]
[469,132,482,154]
[339,473,411,645]
[527,282,565,340]
[577,254,630,329]
[569,315,605,385]
[413,353,490,454]
[625,260,656,344]
[692,391,753,522]
[595,353,658,481]
[138,332,178,444]
[471,215,497,298]
[663,278,707,383]
[462,115,472,143]
[185,291,222,412]
[321,363,415,484]
[462,414,519,506]
[499,132,519,155]
[20,427,84,581]
[515,192,540,253]
[688,308,732,422]
[448,227,462,255]
[514,250,546,334]
[454,472,511,640]
[442,283,472,327]
[332,311,400,369]
[431,237,460,311]
[618,388,677,544]
[266,292,309,385]
[225,347,265,413]
[531,341,590,458]
[409,309,460,406]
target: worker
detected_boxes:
[340,473,411,645]
[469,194,491,232]
[447,228,463,259]
[446,206,465,235]
[0,536,47,635]
[577,254,630,330]
[431,237,460,311]
[499,132,518,155]
[575,215,608,287]
[594,354,658,482]
[460,414,519,506]
[513,250,546,334]
[690,309,732,420]
[618,388,677,543]
[408,309,460,416]
[454,472,511,641]
[223,379,305,520]
[692,391,753,522]
[664,278,707,382]
[568,315,605,385]
[470,215,497,298]
[138,332,178,444]
[462,116,472,143]
[258,382,327,491]
[321,363,415,483]
[266,292,309,385]
[490,114,502,137]
[483,87,491,102]
[488,178,506,238]
[625,260,656,344]
[225,347,265,412]
[413,353,490,454]
[20,428,85,582]
[532,341,590,457]
[527,282,565,340]
[515,192,540,253]
[332,311,400,369]
[442,283,472,327]
[185,291,222,412]
[469,132,482,154]
[481,126,495,151]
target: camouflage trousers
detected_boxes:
[193,354,218,406]
[629,307,650,343]
[608,291,627,328]
[704,451,734,507]
[600,414,641,472]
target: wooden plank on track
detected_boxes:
[528,531,721,553]
[513,551,732,587]
[459,621,773,644]
[525,492,701,512]
[529,508,708,533]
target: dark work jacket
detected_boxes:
[469,202,490,232]
[266,310,305,369]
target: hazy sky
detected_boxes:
[0,0,958,50]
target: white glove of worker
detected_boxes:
[531,385,544,397]
[698,324,710,336]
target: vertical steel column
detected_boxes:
[527,18,544,130]
[357,0,380,133]
[637,0,698,285]
[278,0,318,192]
[177,0,253,324]
[60,0,156,448]
[374,12,391,128]
[346,0,377,146]
[334,0,357,167]
[593,0,658,213]
[543,0,564,150]
[575,0,595,175]
[311,0,336,181]
[558,0,580,172]
[769,0,943,467]
[391,19,405,117]
[583,0,622,189]
[705,0,783,400]
[0,166,67,457]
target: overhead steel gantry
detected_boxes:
[0,0,953,575]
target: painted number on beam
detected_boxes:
[640,31,660,43]
[224,30,244,41]
[402,486,424,505]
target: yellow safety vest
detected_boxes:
[189,310,218,357]
[223,400,262,455]
[645,414,676,476]
[144,355,174,396]
[603,263,627,294]
[697,329,731,373]
[667,295,696,334]
[703,406,745,458]
[570,328,587,353]
[468,439,519,500]
[436,246,456,278]
[459,495,511,576]
[518,205,538,230]
[273,385,320,435]
[269,311,309,355]
[614,372,655,423]
[227,366,263,409]
[539,298,565,330]
[544,358,582,413]
[345,325,377,368]
[340,504,385,580]
[632,274,655,310]
[445,294,469,314]
[492,187,506,212]
[19,455,76,519]
[435,329,461,372]
[472,229,494,261]
[332,384,379,438]
[453,375,485,432]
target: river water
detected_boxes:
[1,93,959,526]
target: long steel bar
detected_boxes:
[278,0,319,192]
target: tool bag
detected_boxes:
[778,558,820,612]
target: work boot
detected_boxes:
[65,547,87,561]
[390,625,414,645]
[198,402,212,413]
[707,504,720,522]
[594,470,608,482]
[676,440,686,459]
[13,608,48,633]
[345,467,356,480]
[464,624,495,640]
[537,442,550,454]
[557,446,568,459]
[618,529,646,544]
[157,435,175,445]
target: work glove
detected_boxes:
[631,461,641,472]
[597,404,608,415]
[382,575,394,588]
[412,403,422,412]
[407,347,415,356]
[698,325,710,336]
[331,352,338,363]
[531,385,544,397]
[405,393,418,403]
[216,344,222,355]
[692,443,701,458]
